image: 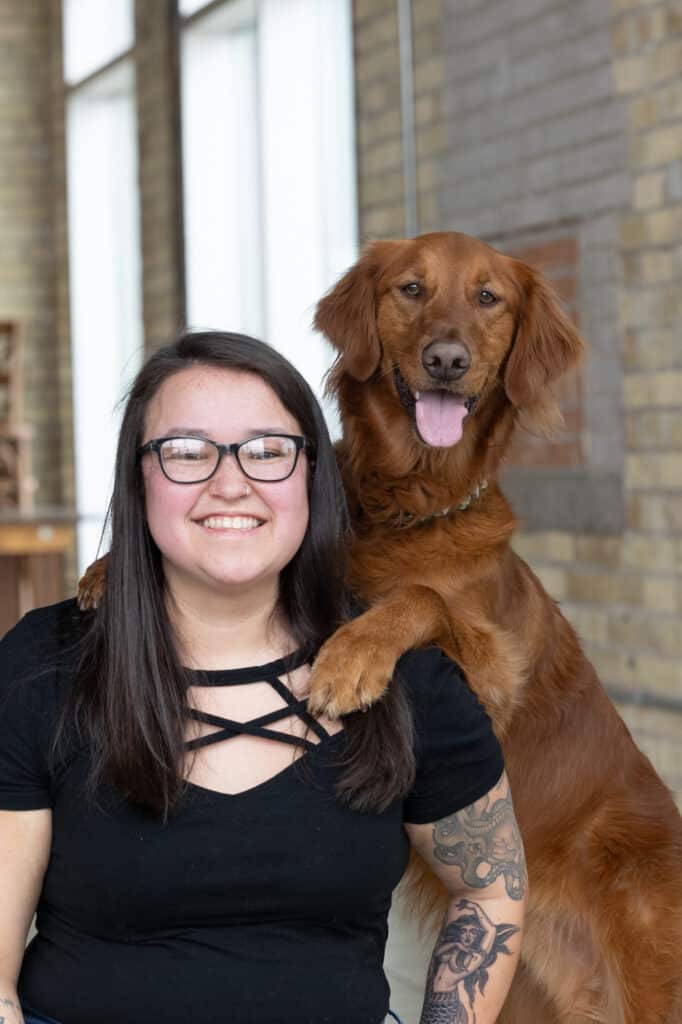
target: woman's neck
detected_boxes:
[165,580,295,671]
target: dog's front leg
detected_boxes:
[308,585,458,718]
[308,585,526,723]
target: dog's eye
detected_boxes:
[400,282,423,298]
[478,289,497,305]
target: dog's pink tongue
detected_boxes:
[415,391,468,447]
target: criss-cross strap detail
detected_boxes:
[265,674,329,743]
[185,667,329,752]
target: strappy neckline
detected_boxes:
[186,646,312,686]
[184,646,328,756]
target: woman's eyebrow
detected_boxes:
[160,427,212,438]
[160,427,293,438]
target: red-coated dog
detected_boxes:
[308,232,682,1024]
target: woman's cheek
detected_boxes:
[143,467,192,553]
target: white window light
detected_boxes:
[63,0,135,85]
[178,0,216,15]
[180,0,357,433]
[65,61,143,572]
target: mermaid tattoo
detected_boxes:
[420,900,519,1024]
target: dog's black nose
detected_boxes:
[422,340,471,381]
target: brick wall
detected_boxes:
[134,0,185,354]
[353,0,445,240]
[354,0,407,239]
[353,0,682,802]
[48,0,74,516]
[0,1,65,507]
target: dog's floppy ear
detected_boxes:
[314,240,400,381]
[504,262,585,416]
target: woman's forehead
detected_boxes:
[145,365,301,435]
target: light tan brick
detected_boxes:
[633,171,665,209]
[628,494,682,532]
[621,206,682,247]
[533,565,568,601]
[639,249,674,282]
[416,120,446,159]
[575,536,622,568]
[630,94,660,132]
[630,127,682,168]
[626,409,682,449]
[613,54,647,93]
[513,531,576,564]
[612,0,659,11]
[626,453,660,488]
[416,159,438,192]
[360,169,404,206]
[361,202,406,239]
[363,138,404,176]
[622,535,682,573]
[418,191,438,229]
[354,10,398,54]
[562,605,610,646]
[645,38,682,87]
[624,371,682,408]
[566,570,643,606]
[354,0,395,21]
[634,653,682,694]
[413,56,443,95]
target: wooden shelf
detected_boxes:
[0,510,76,635]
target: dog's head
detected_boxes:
[315,232,584,450]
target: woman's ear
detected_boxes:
[504,262,585,419]
[314,240,400,382]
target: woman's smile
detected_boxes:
[195,515,266,532]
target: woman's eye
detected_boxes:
[479,289,497,305]
[400,282,422,297]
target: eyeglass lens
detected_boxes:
[159,436,298,482]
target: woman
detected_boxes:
[0,331,525,1024]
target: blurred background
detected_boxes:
[0,0,680,802]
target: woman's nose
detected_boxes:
[206,453,250,495]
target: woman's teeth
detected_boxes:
[200,516,262,531]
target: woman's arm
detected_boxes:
[0,809,52,1024]
[405,772,526,1024]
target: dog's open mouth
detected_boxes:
[393,366,478,447]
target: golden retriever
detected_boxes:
[308,231,682,1024]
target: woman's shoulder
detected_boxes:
[2,595,80,644]
[0,597,82,689]
[395,645,472,707]
[395,645,500,755]
[397,647,505,824]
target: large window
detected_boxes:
[63,0,143,571]
[180,0,358,424]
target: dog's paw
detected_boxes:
[77,555,108,611]
[308,619,401,718]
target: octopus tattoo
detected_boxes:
[432,783,526,900]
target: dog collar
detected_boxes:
[387,480,489,530]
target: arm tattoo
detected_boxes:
[432,776,526,900]
[0,995,21,1024]
[420,899,519,1024]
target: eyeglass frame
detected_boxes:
[137,433,309,484]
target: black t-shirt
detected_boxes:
[0,600,504,1024]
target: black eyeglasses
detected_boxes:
[138,434,308,484]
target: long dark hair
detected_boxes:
[63,331,415,817]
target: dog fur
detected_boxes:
[309,231,682,1024]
